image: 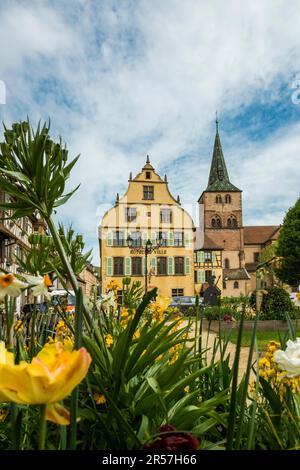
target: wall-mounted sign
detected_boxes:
[130,248,167,255]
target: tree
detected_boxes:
[259,241,280,287]
[276,197,300,286]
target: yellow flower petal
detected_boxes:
[0,341,14,365]
[46,403,71,425]
[0,342,91,405]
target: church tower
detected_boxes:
[198,118,250,294]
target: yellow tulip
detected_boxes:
[0,341,91,424]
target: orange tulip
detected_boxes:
[0,341,91,424]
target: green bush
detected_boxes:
[221,295,249,308]
[249,286,293,320]
[288,305,300,319]
[204,306,220,320]
[204,306,235,321]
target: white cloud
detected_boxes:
[0,2,72,69]
[0,0,299,263]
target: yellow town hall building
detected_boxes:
[99,121,279,298]
[99,157,195,298]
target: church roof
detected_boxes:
[244,226,280,245]
[194,229,224,250]
[205,120,241,193]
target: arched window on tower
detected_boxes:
[211,216,222,228]
[227,216,237,228]
[234,281,239,289]
[215,194,222,204]
[224,258,230,269]
[225,194,231,204]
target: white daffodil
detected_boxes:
[274,338,300,377]
[24,273,53,298]
[97,290,116,310]
[0,272,28,300]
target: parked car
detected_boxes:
[49,289,76,312]
[20,290,76,340]
[22,301,48,315]
[21,290,76,322]
[170,296,200,315]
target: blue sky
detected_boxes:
[0,0,300,263]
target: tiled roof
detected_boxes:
[244,226,280,245]
[224,268,251,280]
[194,229,224,250]
[245,262,258,272]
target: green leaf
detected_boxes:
[0,168,32,184]
[53,184,81,207]
[259,376,282,417]
[168,390,199,420]
[112,288,157,394]
[137,415,150,442]
[146,377,160,393]
[156,349,191,388]
[165,365,212,402]
[192,417,218,435]
[172,392,228,429]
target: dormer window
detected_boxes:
[146,171,151,179]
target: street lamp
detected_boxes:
[127,234,163,294]
[127,235,133,248]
